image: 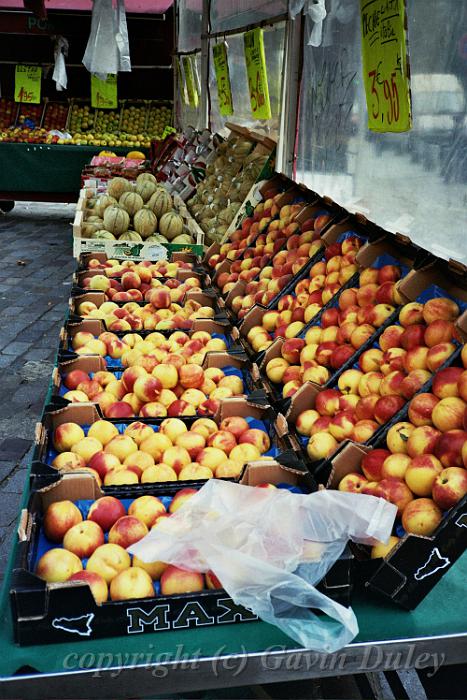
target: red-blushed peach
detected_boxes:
[423,297,460,325]
[217,416,248,439]
[104,401,135,419]
[238,428,270,453]
[175,431,206,459]
[206,430,236,454]
[338,472,369,493]
[386,422,414,453]
[205,570,223,589]
[159,418,188,443]
[160,565,204,595]
[405,455,443,496]
[63,520,105,558]
[63,370,91,390]
[123,451,155,473]
[178,464,214,480]
[375,478,413,517]
[53,423,85,452]
[161,446,191,474]
[404,346,429,373]
[407,392,438,426]
[43,500,83,542]
[426,343,456,372]
[315,389,341,416]
[168,487,197,513]
[109,566,154,601]
[139,433,173,462]
[166,400,197,417]
[351,419,379,443]
[76,379,101,399]
[400,369,431,399]
[379,325,405,351]
[358,349,384,373]
[401,498,442,535]
[87,452,121,480]
[68,570,108,604]
[108,516,148,549]
[328,411,356,441]
[36,548,83,583]
[229,443,261,465]
[434,430,467,468]
[214,459,244,478]
[432,467,467,510]
[133,376,163,403]
[87,496,126,532]
[63,389,90,403]
[87,420,119,447]
[141,463,178,483]
[432,367,463,399]
[152,363,179,389]
[355,395,379,421]
[337,369,363,395]
[350,324,375,349]
[121,366,147,393]
[374,395,406,425]
[128,495,166,527]
[361,448,391,481]
[104,435,138,461]
[307,432,338,460]
[368,303,396,328]
[406,425,441,458]
[52,452,86,471]
[358,372,383,398]
[296,409,320,436]
[72,331,95,349]
[123,421,154,445]
[381,453,411,480]
[371,536,400,559]
[302,365,330,385]
[432,397,466,432]
[424,320,458,347]
[399,302,424,327]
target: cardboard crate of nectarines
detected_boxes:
[31,398,295,492]
[77,250,202,272]
[11,459,353,646]
[322,351,467,610]
[51,348,267,420]
[74,263,209,293]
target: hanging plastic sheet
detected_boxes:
[52,36,68,91]
[82,0,131,80]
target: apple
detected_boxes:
[36,548,83,583]
[432,467,467,510]
[401,498,442,535]
[43,500,83,542]
[110,567,155,600]
[68,570,108,604]
[405,454,443,496]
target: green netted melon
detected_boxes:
[170,233,193,245]
[107,177,131,199]
[159,211,184,240]
[134,208,157,238]
[148,189,173,218]
[94,194,117,218]
[119,191,144,216]
[146,233,169,244]
[135,180,158,202]
[92,229,116,240]
[119,231,143,242]
[136,172,157,185]
[103,206,130,235]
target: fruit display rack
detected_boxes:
[0,165,466,696]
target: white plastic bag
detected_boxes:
[82,0,131,80]
[129,481,396,653]
[53,36,68,91]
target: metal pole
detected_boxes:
[199,0,210,128]
[276,11,303,178]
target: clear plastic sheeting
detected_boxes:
[130,480,396,653]
[177,0,202,52]
[209,23,285,137]
[295,0,467,263]
[177,51,202,129]
[82,0,131,80]
[210,0,288,33]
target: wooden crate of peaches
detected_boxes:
[237,230,368,358]
[281,294,465,465]
[330,345,467,569]
[59,327,249,419]
[35,401,284,487]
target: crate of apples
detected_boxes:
[45,411,277,486]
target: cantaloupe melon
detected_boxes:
[103,206,130,235]
[82,221,104,236]
[170,233,193,245]
[119,231,143,242]
[146,233,169,244]
[158,212,184,240]
[148,189,172,218]
[94,194,117,218]
[119,191,144,216]
[135,180,158,202]
[136,172,157,185]
[134,208,157,238]
[107,177,131,199]
[92,230,116,240]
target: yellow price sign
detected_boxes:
[243,28,271,121]
[15,65,42,104]
[360,0,412,132]
[91,74,117,109]
[182,56,198,109]
[213,42,233,117]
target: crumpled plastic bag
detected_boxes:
[53,36,68,91]
[129,480,397,653]
[83,0,131,80]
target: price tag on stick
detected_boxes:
[360,0,412,132]
[182,56,198,109]
[15,65,42,104]
[213,42,234,116]
[91,74,117,109]
[243,28,271,120]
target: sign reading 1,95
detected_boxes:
[360,0,412,132]
[91,74,117,109]
[15,65,42,104]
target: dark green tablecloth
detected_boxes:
[0,143,145,195]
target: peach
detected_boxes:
[207,430,237,454]
[328,411,356,440]
[408,392,439,426]
[104,435,138,461]
[43,500,83,543]
[141,464,178,482]
[109,566,154,600]
[315,389,341,416]
[239,428,270,453]
[351,419,379,443]
[374,395,405,424]
[381,453,411,480]
[53,423,85,452]
[337,369,363,395]
[169,487,197,513]
[401,498,442,536]
[150,288,171,309]
[404,346,429,373]
[167,399,197,417]
[432,367,463,399]
[361,448,391,481]
[63,369,91,390]
[423,297,459,324]
[196,446,226,470]
[152,363,179,389]
[281,338,306,364]
[379,325,405,351]
[72,331,95,349]
[88,452,121,479]
[132,555,167,581]
[160,418,188,442]
[217,416,247,439]
[124,451,155,472]
[355,395,379,421]
[163,446,191,474]
[432,467,467,510]
[368,303,396,327]
[406,426,441,458]
[71,436,103,464]
[229,443,261,464]
[108,516,148,549]
[307,432,338,460]
[424,320,458,347]
[105,401,135,419]
[191,418,218,438]
[52,452,86,471]
[358,349,384,373]
[405,454,443,496]
[358,372,383,397]
[434,429,467,468]
[178,464,214,480]
[386,422,415,453]
[376,478,413,517]
[371,536,400,559]
[178,365,204,389]
[175,432,206,459]
[87,420,119,446]
[399,302,424,327]
[426,343,456,372]
[128,496,166,527]
[338,472,369,493]
[350,324,375,349]
[63,520,105,558]
[302,365,330,385]
[68,570,108,604]
[329,345,355,369]
[63,389,90,403]
[432,397,466,432]
[36,548,83,583]
[400,369,431,399]
[215,460,244,478]
[296,409,320,436]
[160,565,204,595]
[123,421,154,445]
[133,376,162,403]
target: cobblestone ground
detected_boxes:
[0,201,75,580]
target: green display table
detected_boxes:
[0,143,145,202]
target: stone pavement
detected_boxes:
[0,201,76,580]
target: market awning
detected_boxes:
[0,0,174,12]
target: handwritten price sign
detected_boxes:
[15,65,42,104]
[360,0,412,132]
[243,28,271,121]
[213,42,234,117]
[182,56,199,109]
[91,74,117,109]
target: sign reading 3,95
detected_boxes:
[243,28,271,121]
[360,0,412,132]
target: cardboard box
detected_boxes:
[324,440,467,609]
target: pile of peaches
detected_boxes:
[267,293,462,402]
[81,268,202,304]
[64,329,239,418]
[338,353,467,546]
[51,416,273,484]
[35,490,223,603]
[83,257,194,279]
